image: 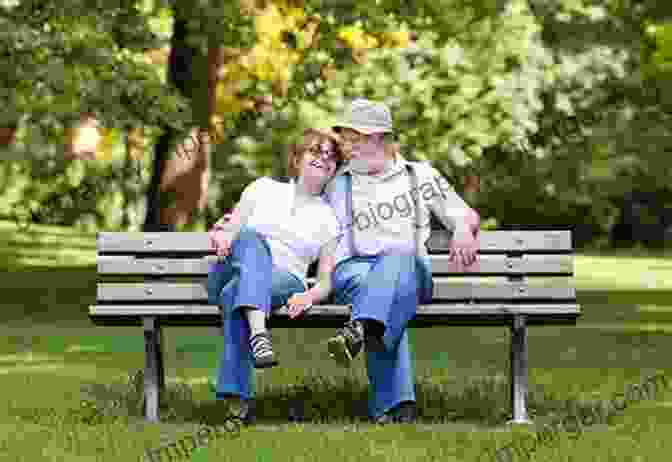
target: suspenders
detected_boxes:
[344,163,421,257]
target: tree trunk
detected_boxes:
[0,124,17,147]
[144,14,220,232]
[142,14,195,232]
[143,130,175,232]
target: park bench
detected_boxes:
[89,229,581,424]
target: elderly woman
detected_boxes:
[207,128,343,420]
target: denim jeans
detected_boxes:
[331,253,433,419]
[207,226,306,400]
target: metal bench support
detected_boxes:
[509,314,532,424]
[143,316,165,422]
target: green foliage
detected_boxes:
[317,0,550,168]
[0,145,147,232]
[0,0,194,140]
[2,0,671,245]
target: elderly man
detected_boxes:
[323,98,479,423]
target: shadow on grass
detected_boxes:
[0,240,96,252]
[73,369,580,428]
[578,248,672,259]
[0,266,96,322]
[578,290,672,307]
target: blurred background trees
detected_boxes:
[0,0,670,248]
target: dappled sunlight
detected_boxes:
[0,363,66,375]
[0,351,64,363]
[2,253,96,267]
[0,220,96,242]
[166,376,212,386]
[575,255,672,291]
[573,323,672,334]
[65,344,106,353]
[0,220,97,267]
[637,305,672,312]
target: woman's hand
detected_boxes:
[287,291,314,319]
[209,228,232,258]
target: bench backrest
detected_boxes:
[96,230,576,305]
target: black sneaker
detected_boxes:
[372,401,417,424]
[363,320,386,353]
[250,331,278,369]
[240,399,256,425]
[214,395,256,426]
[327,320,364,366]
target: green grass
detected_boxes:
[2,219,672,461]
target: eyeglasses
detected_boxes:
[306,143,337,163]
[338,131,387,146]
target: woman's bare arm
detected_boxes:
[211,182,257,241]
[305,237,339,304]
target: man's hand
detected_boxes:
[287,292,314,319]
[449,231,479,267]
[209,229,232,258]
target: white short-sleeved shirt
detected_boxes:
[238,177,342,285]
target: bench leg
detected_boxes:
[143,316,165,422]
[508,314,532,425]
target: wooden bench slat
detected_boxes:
[89,303,581,327]
[428,230,571,253]
[97,254,573,276]
[430,254,573,275]
[97,281,575,302]
[96,230,572,254]
[89,303,580,317]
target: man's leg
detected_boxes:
[352,254,419,351]
[353,254,421,421]
[331,254,421,357]
[366,256,433,421]
[365,329,415,420]
[330,255,431,421]
[328,257,376,364]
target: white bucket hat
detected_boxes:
[332,98,394,135]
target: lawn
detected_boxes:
[1,220,672,461]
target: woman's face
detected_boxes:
[297,138,339,184]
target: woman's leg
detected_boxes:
[213,266,305,422]
[244,268,307,369]
[212,225,307,396]
[211,226,273,403]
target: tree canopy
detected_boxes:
[1,0,671,246]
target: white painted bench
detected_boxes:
[88,229,581,423]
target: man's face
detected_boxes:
[338,128,384,161]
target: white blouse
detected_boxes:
[234,177,342,285]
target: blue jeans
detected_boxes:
[207,226,306,400]
[332,253,433,419]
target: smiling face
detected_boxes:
[337,128,379,161]
[296,139,339,182]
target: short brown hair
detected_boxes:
[287,128,343,179]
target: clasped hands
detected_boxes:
[287,292,314,319]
